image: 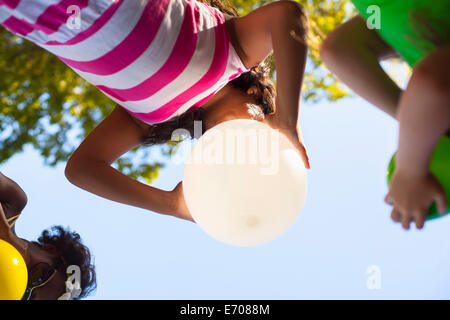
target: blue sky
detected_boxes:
[3,94,450,300]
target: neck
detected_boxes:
[200,84,233,131]
[201,83,233,111]
[200,84,256,131]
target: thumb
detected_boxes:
[291,139,310,169]
[434,189,448,216]
[299,144,310,170]
[384,193,394,205]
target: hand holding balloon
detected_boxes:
[386,170,447,230]
[263,113,310,169]
[386,136,450,230]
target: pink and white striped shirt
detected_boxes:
[0,0,249,124]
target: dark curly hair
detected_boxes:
[34,226,96,300]
[142,0,276,146]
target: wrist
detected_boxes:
[395,141,433,178]
[396,158,430,178]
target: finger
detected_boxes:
[282,129,311,169]
[384,194,394,206]
[294,139,310,170]
[289,137,310,169]
[401,213,412,230]
[434,191,448,216]
[413,210,426,230]
[299,144,310,170]
[390,208,401,222]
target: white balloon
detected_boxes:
[183,119,307,247]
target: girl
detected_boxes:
[320,0,450,230]
[0,0,310,223]
[0,172,96,300]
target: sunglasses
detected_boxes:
[22,262,58,300]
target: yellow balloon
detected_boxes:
[183,119,307,246]
[0,239,28,300]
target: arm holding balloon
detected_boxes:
[65,106,194,223]
[321,15,450,230]
[230,1,310,168]
[385,46,450,230]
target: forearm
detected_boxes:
[321,17,402,118]
[66,158,176,216]
[268,4,308,128]
[396,92,450,176]
[396,44,450,175]
[66,105,179,217]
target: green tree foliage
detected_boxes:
[0,0,354,181]
[0,30,166,183]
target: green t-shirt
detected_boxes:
[351,0,450,67]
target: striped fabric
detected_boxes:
[0,0,249,124]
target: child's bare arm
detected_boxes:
[396,47,450,175]
[321,16,402,118]
[65,106,187,220]
[386,45,450,230]
[230,0,310,168]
